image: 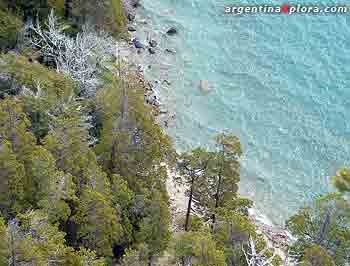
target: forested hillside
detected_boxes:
[0,1,349,266]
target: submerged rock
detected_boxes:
[165,48,176,54]
[166,27,178,35]
[139,19,148,25]
[199,80,210,93]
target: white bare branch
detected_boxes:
[243,237,277,266]
[25,10,116,97]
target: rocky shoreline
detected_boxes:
[118,0,179,128]
[121,2,295,264]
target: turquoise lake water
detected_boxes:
[138,0,350,224]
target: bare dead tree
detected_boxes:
[242,237,276,266]
[25,10,116,96]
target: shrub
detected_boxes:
[0,7,23,50]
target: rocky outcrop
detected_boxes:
[122,0,140,21]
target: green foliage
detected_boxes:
[67,248,107,266]
[4,210,105,265]
[178,147,212,230]
[178,133,245,230]
[301,244,335,266]
[47,0,65,17]
[74,189,122,257]
[0,3,174,265]
[0,140,25,215]
[71,0,126,34]
[0,98,36,158]
[137,191,171,260]
[120,245,149,266]
[95,75,173,179]
[3,0,51,19]
[287,193,350,265]
[0,7,22,50]
[1,54,76,140]
[14,210,73,265]
[204,133,243,222]
[213,208,256,266]
[39,170,77,223]
[0,216,9,265]
[174,230,227,266]
[332,167,350,193]
[1,54,75,101]
[44,114,109,193]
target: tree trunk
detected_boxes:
[64,0,73,19]
[185,176,194,231]
[212,173,222,225]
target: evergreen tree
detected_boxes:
[332,167,350,193]
[213,208,256,266]
[301,244,335,266]
[73,189,122,257]
[95,75,172,179]
[44,114,107,193]
[0,140,25,216]
[0,216,9,266]
[0,5,23,51]
[38,170,77,224]
[287,193,350,265]
[177,147,212,231]
[206,133,243,224]
[174,229,227,266]
[0,98,36,161]
[137,191,171,264]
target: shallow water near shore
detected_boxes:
[135,0,350,225]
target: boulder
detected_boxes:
[148,47,156,54]
[132,38,144,49]
[149,39,158,48]
[132,0,141,8]
[122,0,140,22]
[128,25,137,32]
[128,13,136,22]
[145,91,161,106]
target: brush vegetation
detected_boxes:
[0,1,349,266]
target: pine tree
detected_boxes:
[44,114,107,193]
[287,193,350,265]
[0,216,9,266]
[301,245,335,266]
[0,98,36,161]
[332,168,350,193]
[174,229,227,266]
[38,170,77,224]
[206,133,243,224]
[177,147,212,231]
[95,75,172,179]
[22,146,57,207]
[213,208,256,266]
[6,210,105,265]
[74,188,122,257]
[0,140,25,216]
[137,191,171,264]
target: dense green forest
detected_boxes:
[0,1,349,265]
